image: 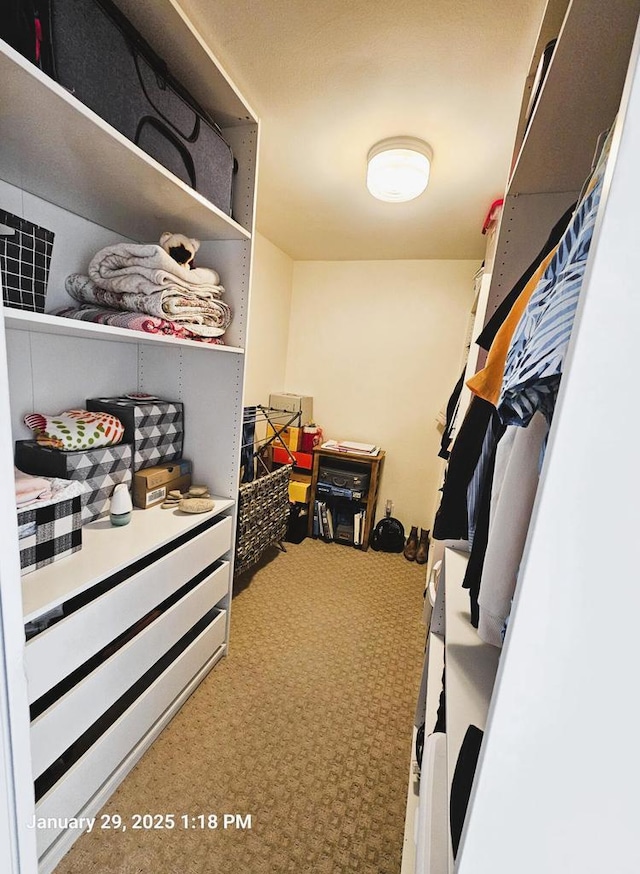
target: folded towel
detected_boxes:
[52,304,225,344]
[88,243,223,297]
[65,275,232,336]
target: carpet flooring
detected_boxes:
[54,538,427,874]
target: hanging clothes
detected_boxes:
[497,132,612,426]
[476,411,549,646]
[438,369,466,460]
[475,201,576,353]
[460,409,505,627]
[432,396,494,541]
[467,248,557,407]
[240,405,257,483]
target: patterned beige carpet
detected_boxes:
[54,538,427,874]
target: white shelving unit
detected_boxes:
[405,2,640,873]
[0,2,259,871]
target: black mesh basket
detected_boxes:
[0,209,54,312]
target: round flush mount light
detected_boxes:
[366,137,433,202]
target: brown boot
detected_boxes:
[416,529,431,565]
[404,526,418,561]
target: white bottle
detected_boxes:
[110,483,133,526]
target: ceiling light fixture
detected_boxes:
[366,137,433,203]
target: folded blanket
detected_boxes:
[52,304,225,344]
[65,275,232,336]
[88,243,224,297]
[15,469,53,507]
[15,469,85,511]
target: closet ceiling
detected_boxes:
[181,0,547,261]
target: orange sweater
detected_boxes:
[467,248,556,406]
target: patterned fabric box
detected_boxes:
[15,441,133,524]
[18,496,82,576]
[0,209,54,312]
[86,397,183,472]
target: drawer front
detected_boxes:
[26,515,231,702]
[36,609,226,858]
[31,561,229,779]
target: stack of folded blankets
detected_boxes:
[52,243,232,344]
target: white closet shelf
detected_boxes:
[21,499,234,623]
[112,0,258,127]
[509,0,640,196]
[3,308,245,354]
[443,548,500,792]
[0,42,251,243]
[401,631,446,874]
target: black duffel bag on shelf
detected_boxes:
[2,0,236,216]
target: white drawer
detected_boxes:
[26,515,231,703]
[36,609,226,859]
[30,561,229,779]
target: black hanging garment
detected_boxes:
[450,725,484,858]
[432,396,495,541]
[438,369,466,460]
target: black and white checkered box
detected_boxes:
[15,441,133,524]
[18,496,82,576]
[0,209,54,312]
[86,397,183,472]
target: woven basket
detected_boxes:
[235,464,292,576]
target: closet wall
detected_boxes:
[243,233,294,406]
[243,254,478,527]
[284,260,477,527]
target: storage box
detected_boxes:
[268,393,313,425]
[0,209,54,313]
[86,397,183,472]
[15,441,132,524]
[133,460,192,509]
[273,446,313,470]
[18,495,82,576]
[266,423,301,451]
[288,480,310,503]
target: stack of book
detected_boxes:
[320,440,380,456]
[352,509,366,547]
[313,500,366,547]
[313,500,333,541]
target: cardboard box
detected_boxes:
[268,393,313,425]
[18,495,82,576]
[266,424,301,451]
[15,440,132,524]
[86,397,183,472]
[133,461,192,509]
[288,480,310,503]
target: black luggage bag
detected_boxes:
[1,0,235,216]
